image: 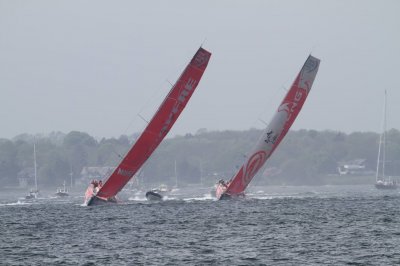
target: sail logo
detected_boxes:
[304,57,319,73]
[159,78,197,137]
[300,57,319,91]
[193,50,210,68]
[242,150,267,186]
[118,168,135,178]
[264,130,278,144]
[278,89,304,122]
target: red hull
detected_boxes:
[215,183,245,200]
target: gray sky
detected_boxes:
[1,0,399,139]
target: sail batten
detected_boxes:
[93,47,211,200]
[217,55,320,199]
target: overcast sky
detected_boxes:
[1,0,399,139]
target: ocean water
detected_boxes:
[1,185,400,265]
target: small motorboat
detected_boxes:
[145,185,169,201]
[145,190,163,201]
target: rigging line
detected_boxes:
[200,37,207,48]
[111,149,123,159]
[309,45,317,55]
[138,113,149,124]
[121,82,168,137]
[253,53,308,129]
[252,83,287,129]
[258,118,268,126]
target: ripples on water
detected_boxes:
[1,185,400,265]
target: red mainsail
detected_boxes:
[217,55,320,199]
[96,48,211,200]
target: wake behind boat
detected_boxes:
[216,55,320,200]
[84,47,211,206]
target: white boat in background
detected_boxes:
[25,142,40,199]
[375,91,398,190]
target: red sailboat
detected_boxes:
[84,47,212,205]
[216,55,320,200]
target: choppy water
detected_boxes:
[1,185,400,265]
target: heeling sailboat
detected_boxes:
[375,91,397,190]
[84,47,212,206]
[216,55,320,200]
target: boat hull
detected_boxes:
[375,183,398,190]
[55,192,69,197]
[25,190,39,200]
[215,183,245,200]
[85,195,118,206]
[215,183,227,200]
[84,184,117,206]
[145,190,163,201]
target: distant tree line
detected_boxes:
[1,129,400,188]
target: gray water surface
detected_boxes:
[1,185,399,265]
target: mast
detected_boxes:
[69,165,73,188]
[33,142,38,191]
[376,91,387,182]
[174,160,178,188]
[383,90,387,181]
[199,160,203,187]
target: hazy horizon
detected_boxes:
[1,0,399,139]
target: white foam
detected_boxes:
[183,193,216,201]
[128,196,147,202]
[0,200,31,206]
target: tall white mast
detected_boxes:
[70,165,73,188]
[383,90,387,180]
[376,90,387,182]
[34,142,38,191]
[174,160,178,188]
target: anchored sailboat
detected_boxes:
[216,55,320,200]
[55,181,69,197]
[84,47,212,205]
[375,91,397,190]
[25,142,39,200]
